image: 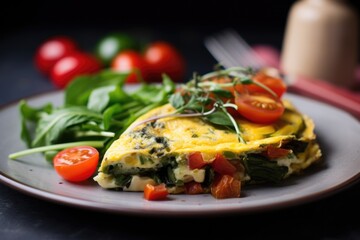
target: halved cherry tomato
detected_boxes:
[50,52,101,88]
[265,145,291,159]
[35,36,78,75]
[235,72,287,98]
[211,154,237,176]
[234,92,285,124]
[143,41,186,82]
[144,183,168,201]
[185,182,204,195]
[211,175,241,199]
[188,152,207,169]
[53,146,99,182]
[111,50,149,84]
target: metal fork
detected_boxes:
[204,29,265,70]
[204,29,360,119]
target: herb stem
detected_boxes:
[9,141,104,160]
[75,131,115,138]
[127,106,217,132]
[221,106,246,144]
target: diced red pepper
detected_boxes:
[144,183,168,201]
[211,154,237,176]
[188,152,207,169]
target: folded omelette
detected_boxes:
[94,98,322,198]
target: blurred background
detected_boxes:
[0,0,359,103]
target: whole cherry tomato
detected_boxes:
[111,50,149,83]
[143,41,186,82]
[95,33,140,66]
[50,52,101,88]
[35,36,78,75]
[53,146,99,182]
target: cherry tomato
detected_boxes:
[211,175,241,199]
[111,50,149,83]
[53,146,99,182]
[235,72,287,98]
[234,93,285,124]
[95,33,140,66]
[144,183,168,201]
[143,41,186,82]
[35,36,78,75]
[188,152,207,170]
[211,154,237,176]
[50,52,101,88]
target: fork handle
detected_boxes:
[287,76,360,119]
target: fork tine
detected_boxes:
[204,37,239,68]
[221,30,264,68]
[204,29,265,69]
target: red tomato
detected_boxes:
[111,50,149,84]
[185,182,204,194]
[143,41,185,82]
[211,175,241,199]
[50,52,101,88]
[188,152,207,169]
[234,93,285,124]
[53,146,99,182]
[235,72,287,98]
[211,154,237,176]
[144,183,168,201]
[35,36,78,75]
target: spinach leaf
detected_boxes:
[243,154,288,183]
[206,110,233,127]
[211,89,233,98]
[87,85,115,113]
[131,75,175,105]
[87,84,130,113]
[65,70,128,106]
[169,92,185,109]
[19,100,53,147]
[32,107,103,147]
[102,104,123,130]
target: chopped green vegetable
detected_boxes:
[243,154,288,183]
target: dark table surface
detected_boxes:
[0,26,360,240]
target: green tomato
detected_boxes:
[95,33,140,66]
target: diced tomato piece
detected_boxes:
[211,175,241,199]
[266,145,291,159]
[211,154,236,176]
[185,182,205,195]
[188,152,207,169]
[144,183,168,201]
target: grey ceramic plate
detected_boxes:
[0,89,359,216]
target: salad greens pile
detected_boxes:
[9,70,175,161]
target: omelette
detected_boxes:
[94,98,322,198]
